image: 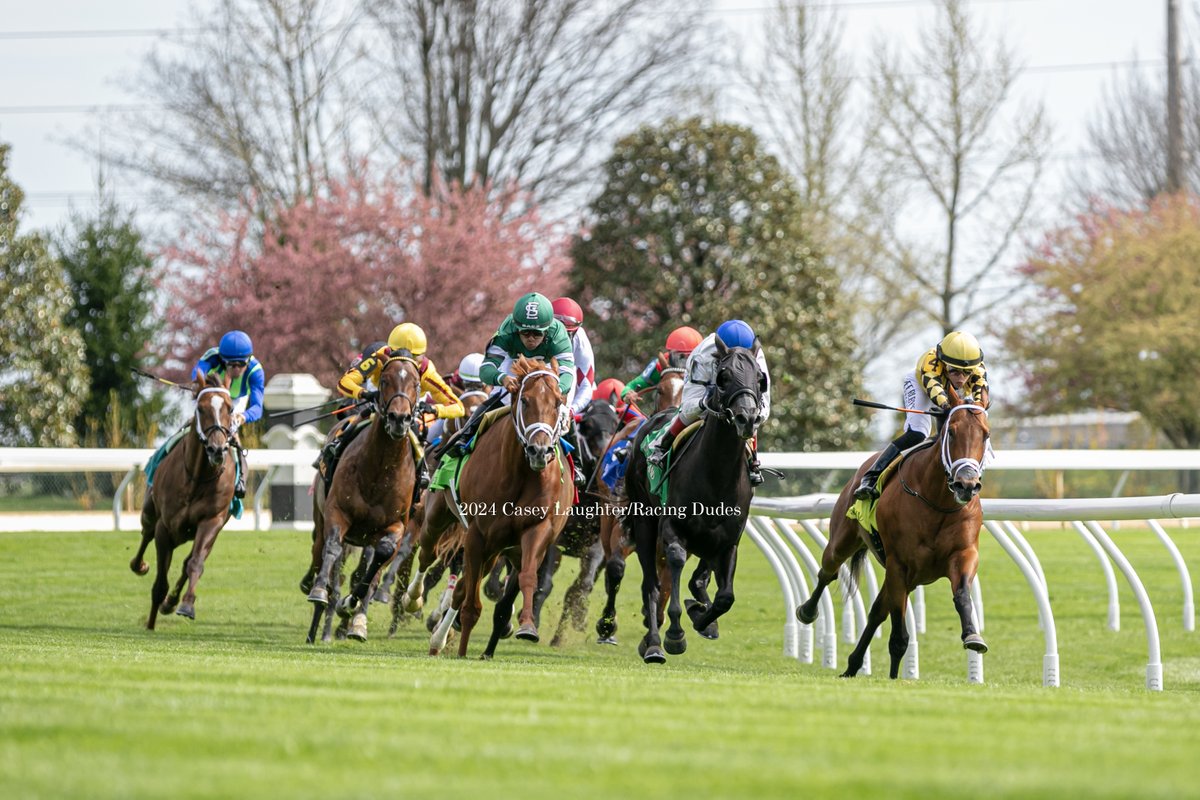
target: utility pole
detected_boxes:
[1167,0,1183,192]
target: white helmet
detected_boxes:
[458,352,485,383]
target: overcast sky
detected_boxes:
[0,0,1177,428]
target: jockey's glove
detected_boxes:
[360,390,380,405]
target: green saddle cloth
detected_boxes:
[639,427,672,506]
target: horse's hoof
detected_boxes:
[479,652,494,661]
[160,597,178,615]
[131,559,149,576]
[401,593,424,614]
[372,588,390,605]
[684,598,707,623]
[963,634,989,653]
[664,632,687,655]
[335,595,356,620]
[348,614,368,642]
[299,574,314,595]
[595,619,616,640]
[429,646,441,657]
[795,604,817,625]
[642,646,666,664]
[307,587,328,606]
[514,623,539,642]
[596,636,619,646]
[425,614,438,633]
[175,603,195,620]
[698,622,719,640]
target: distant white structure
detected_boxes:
[991,410,1152,450]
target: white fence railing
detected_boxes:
[747,494,1199,692]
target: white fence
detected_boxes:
[747,493,1199,692]
[2,447,1196,691]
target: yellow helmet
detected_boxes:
[388,322,427,356]
[937,331,983,369]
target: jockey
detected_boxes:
[192,330,265,499]
[594,378,625,406]
[552,296,595,421]
[854,330,990,501]
[620,326,703,407]
[450,292,580,481]
[646,320,771,486]
[328,322,465,493]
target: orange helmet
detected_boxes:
[552,297,584,333]
[665,326,703,354]
[594,378,625,404]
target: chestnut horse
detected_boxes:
[623,340,765,663]
[594,358,685,645]
[422,356,574,658]
[301,355,423,643]
[131,373,236,629]
[795,385,990,678]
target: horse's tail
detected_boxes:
[845,546,869,599]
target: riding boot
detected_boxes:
[412,460,430,506]
[747,450,764,487]
[853,442,903,501]
[562,424,585,485]
[648,416,687,467]
[235,446,248,499]
[447,393,504,455]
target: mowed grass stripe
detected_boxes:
[0,525,1196,799]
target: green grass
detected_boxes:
[0,523,1197,799]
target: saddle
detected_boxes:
[846,439,937,561]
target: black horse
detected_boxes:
[623,339,765,664]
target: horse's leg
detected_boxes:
[797,521,864,624]
[161,551,190,615]
[687,547,738,639]
[951,552,988,653]
[338,545,376,620]
[323,548,347,642]
[350,534,398,641]
[146,528,173,630]
[454,526,485,657]
[482,557,523,660]
[531,545,560,630]
[551,536,603,646]
[175,521,223,620]
[683,558,720,640]
[300,505,325,595]
[596,516,626,644]
[886,588,911,680]
[307,510,346,606]
[633,518,666,664]
[483,560,507,603]
[660,522,688,657]
[843,574,894,678]
[131,498,156,576]
[515,522,558,642]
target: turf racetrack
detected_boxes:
[1,525,1196,798]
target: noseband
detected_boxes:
[379,356,419,418]
[941,404,988,485]
[704,354,761,426]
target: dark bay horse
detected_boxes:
[423,356,574,658]
[623,339,764,663]
[796,385,990,678]
[595,356,685,645]
[131,373,236,629]
[301,354,423,643]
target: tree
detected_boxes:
[161,169,570,388]
[1005,193,1200,486]
[570,117,867,451]
[55,197,165,446]
[0,143,89,447]
[363,0,703,208]
[89,0,366,220]
[866,0,1049,336]
[741,0,911,365]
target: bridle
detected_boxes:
[378,356,420,436]
[900,403,989,513]
[194,387,233,446]
[513,368,568,456]
[703,350,762,430]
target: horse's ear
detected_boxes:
[715,337,728,356]
[191,376,205,397]
[945,380,963,406]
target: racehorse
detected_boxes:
[594,354,685,645]
[421,356,574,658]
[622,339,764,663]
[131,372,236,629]
[795,384,990,678]
[301,354,423,644]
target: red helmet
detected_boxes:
[665,326,703,354]
[594,378,625,404]
[552,297,584,332]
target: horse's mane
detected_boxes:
[512,354,561,383]
[204,372,223,388]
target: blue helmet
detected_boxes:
[218,330,253,360]
[716,320,756,349]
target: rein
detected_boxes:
[194,387,234,444]
[513,368,568,449]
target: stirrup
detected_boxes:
[748,468,764,487]
[647,447,668,467]
[853,477,878,501]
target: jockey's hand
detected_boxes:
[501,375,519,394]
[415,400,436,418]
[573,411,584,424]
[360,390,380,405]
[231,412,245,429]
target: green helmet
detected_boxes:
[512,292,554,332]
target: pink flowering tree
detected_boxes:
[161,169,569,387]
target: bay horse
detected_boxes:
[131,372,236,629]
[623,339,764,663]
[795,384,989,678]
[421,356,574,658]
[301,354,423,643]
[594,356,685,645]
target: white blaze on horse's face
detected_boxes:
[942,404,988,505]
[195,387,232,466]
